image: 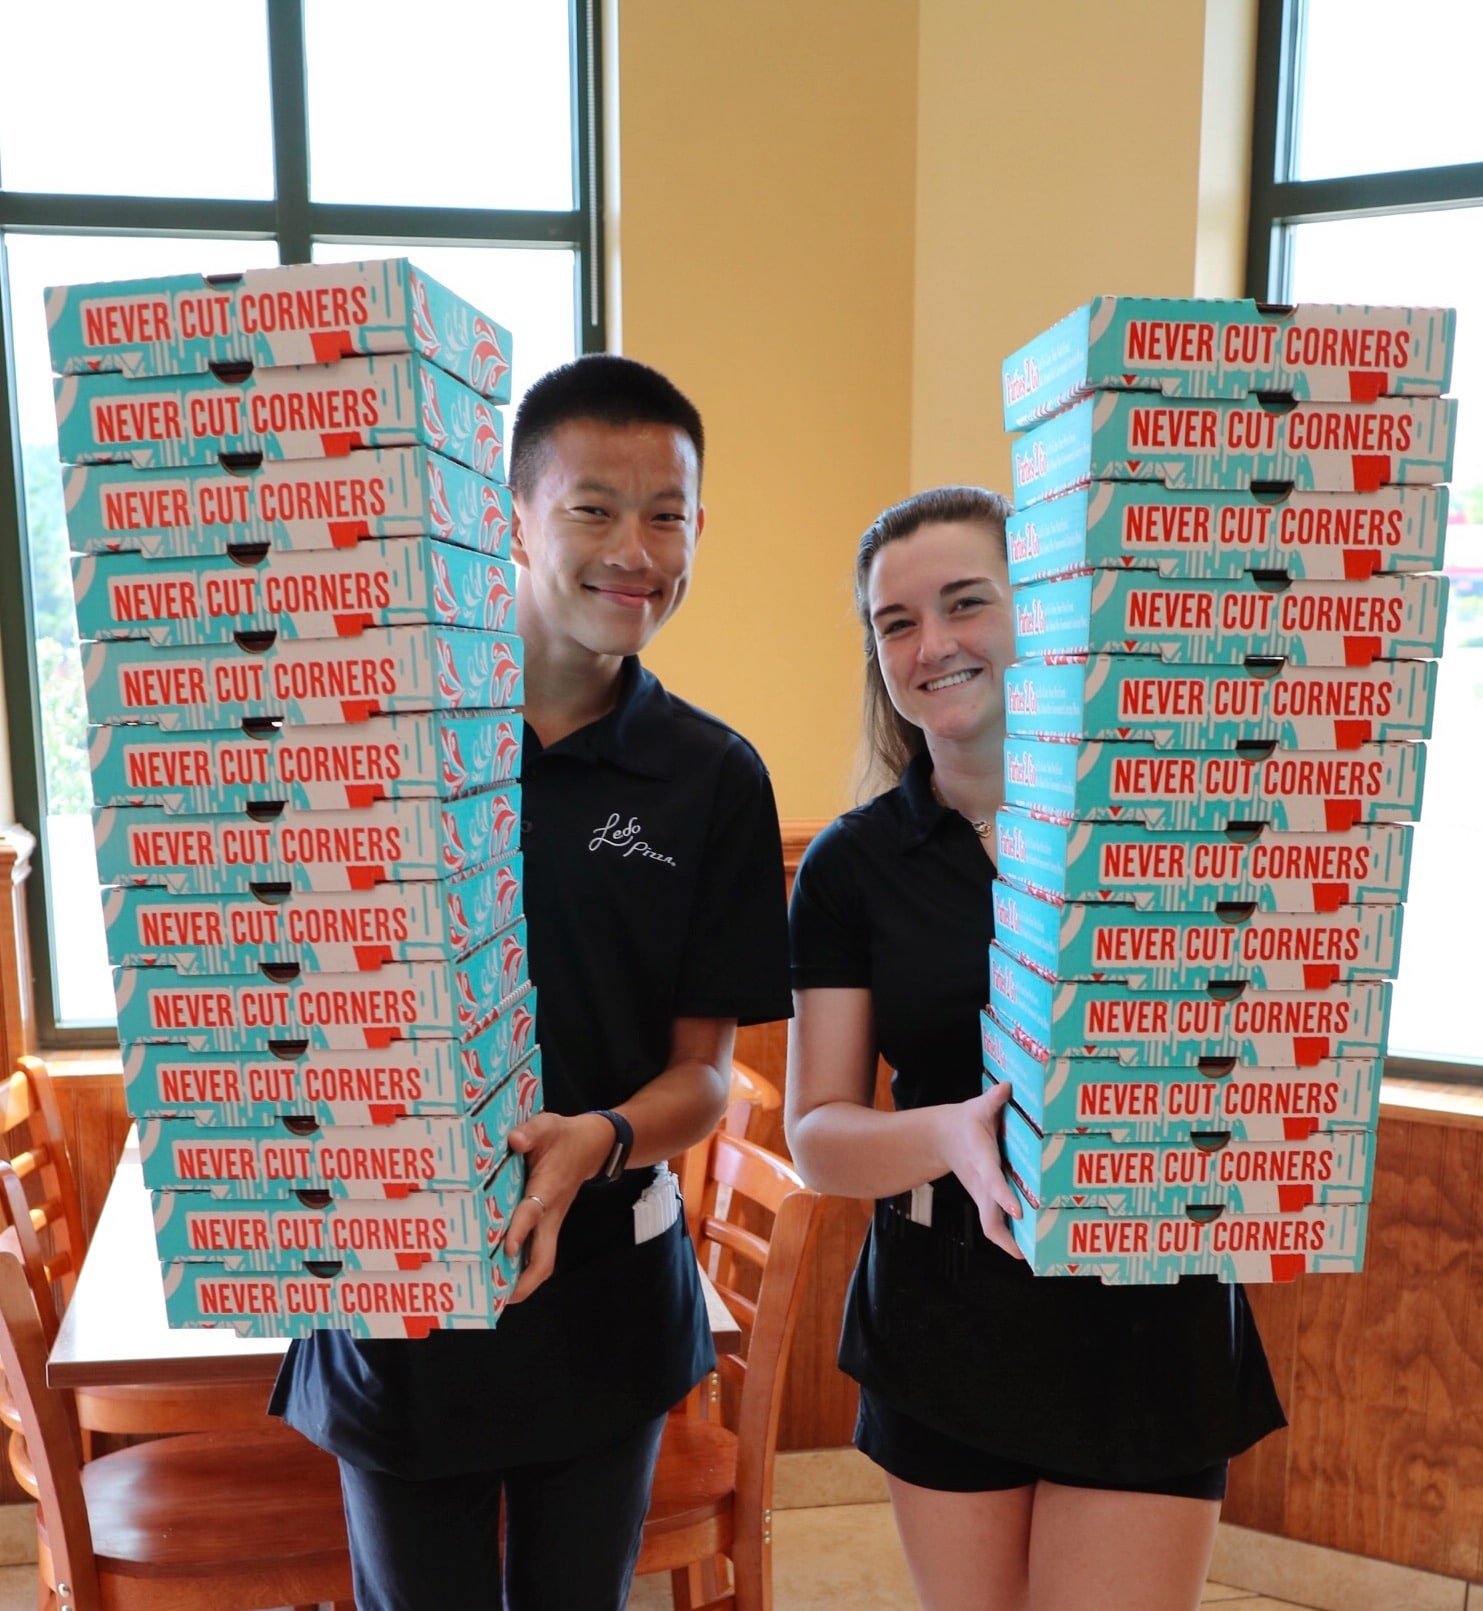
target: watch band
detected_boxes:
[589,1108,634,1183]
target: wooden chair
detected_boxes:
[721,1060,781,1142]
[635,1131,822,1611]
[0,1160,47,1499]
[0,1058,86,1303]
[0,1228,353,1611]
[0,1057,274,1435]
[676,1061,783,1248]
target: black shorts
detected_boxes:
[856,1386,1228,1501]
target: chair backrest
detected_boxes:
[0,1057,86,1307]
[677,1060,786,1242]
[0,1158,62,1345]
[692,1133,820,1528]
[0,1232,99,1607]
[723,1059,781,1140]
[0,1157,57,1500]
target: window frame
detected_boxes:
[1247,0,1483,1085]
[0,0,605,1047]
[1247,0,1483,297]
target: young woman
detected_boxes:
[785,486,1284,1611]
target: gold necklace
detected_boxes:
[930,775,993,839]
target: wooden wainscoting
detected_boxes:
[48,1061,135,1240]
[1225,1094,1483,1582]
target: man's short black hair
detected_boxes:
[507,354,705,498]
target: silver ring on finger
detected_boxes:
[524,1194,548,1213]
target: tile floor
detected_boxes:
[0,1506,1358,1610]
[624,1500,1329,1610]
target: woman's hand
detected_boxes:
[936,1082,1025,1261]
[502,1111,613,1303]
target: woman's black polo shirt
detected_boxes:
[789,754,1285,1484]
[271,659,792,1475]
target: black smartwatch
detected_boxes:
[588,1109,634,1183]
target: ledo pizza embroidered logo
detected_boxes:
[588,812,677,868]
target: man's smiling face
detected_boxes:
[511,417,704,661]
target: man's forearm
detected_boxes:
[613,1050,733,1170]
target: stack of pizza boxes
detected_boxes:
[985,297,1456,1283]
[50,259,542,1337]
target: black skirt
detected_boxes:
[839,1183,1286,1486]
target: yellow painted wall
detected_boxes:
[617,0,1255,818]
[911,0,1254,496]
[615,0,920,818]
[1196,0,1260,299]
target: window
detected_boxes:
[1249,0,1483,1074]
[0,0,603,1043]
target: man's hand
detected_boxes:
[935,1082,1026,1261]
[503,1110,614,1303]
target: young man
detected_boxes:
[271,356,792,1610]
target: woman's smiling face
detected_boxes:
[866,519,1017,749]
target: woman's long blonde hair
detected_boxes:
[854,485,1012,787]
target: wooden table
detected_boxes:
[49,1133,740,1389]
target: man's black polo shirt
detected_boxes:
[271,659,792,1474]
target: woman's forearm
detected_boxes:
[788,1096,960,1200]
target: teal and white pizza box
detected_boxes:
[1003,737,1426,832]
[1005,1199,1369,1283]
[95,788,520,894]
[113,922,528,1051]
[46,258,513,401]
[981,1007,1383,1142]
[55,353,505,478]
[1011,394,1456,508]
[1002,298,1454,431]
[1003,655,1436,749]
[82,624,523,728]
[74,540,517,646]
[988,942,1391,1067]
[103,851,523,972]
[88,709,523,814]
[138,1060,538,1199]
[998,1097,1374,1215]
[152,1128,534,1271]
[992,811,1411,912]
[1004,484,1448,585]
[1011,571,1448,667]
[465,1048,543,1166]
[65,448,512,561]
[122,988,538,1124]
[160,1234,522,1336]
[991,882,1403,991]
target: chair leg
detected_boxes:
[671,1556,733,1611]
[670,1564,695,1609]
[732,1531,770,1611]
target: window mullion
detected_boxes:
[266,0,312,263]
[573,0,605,351]
[0,194,276,235]
[1264,162,1483,224]
[1246,0,1291,297]
[304,203,584,248]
